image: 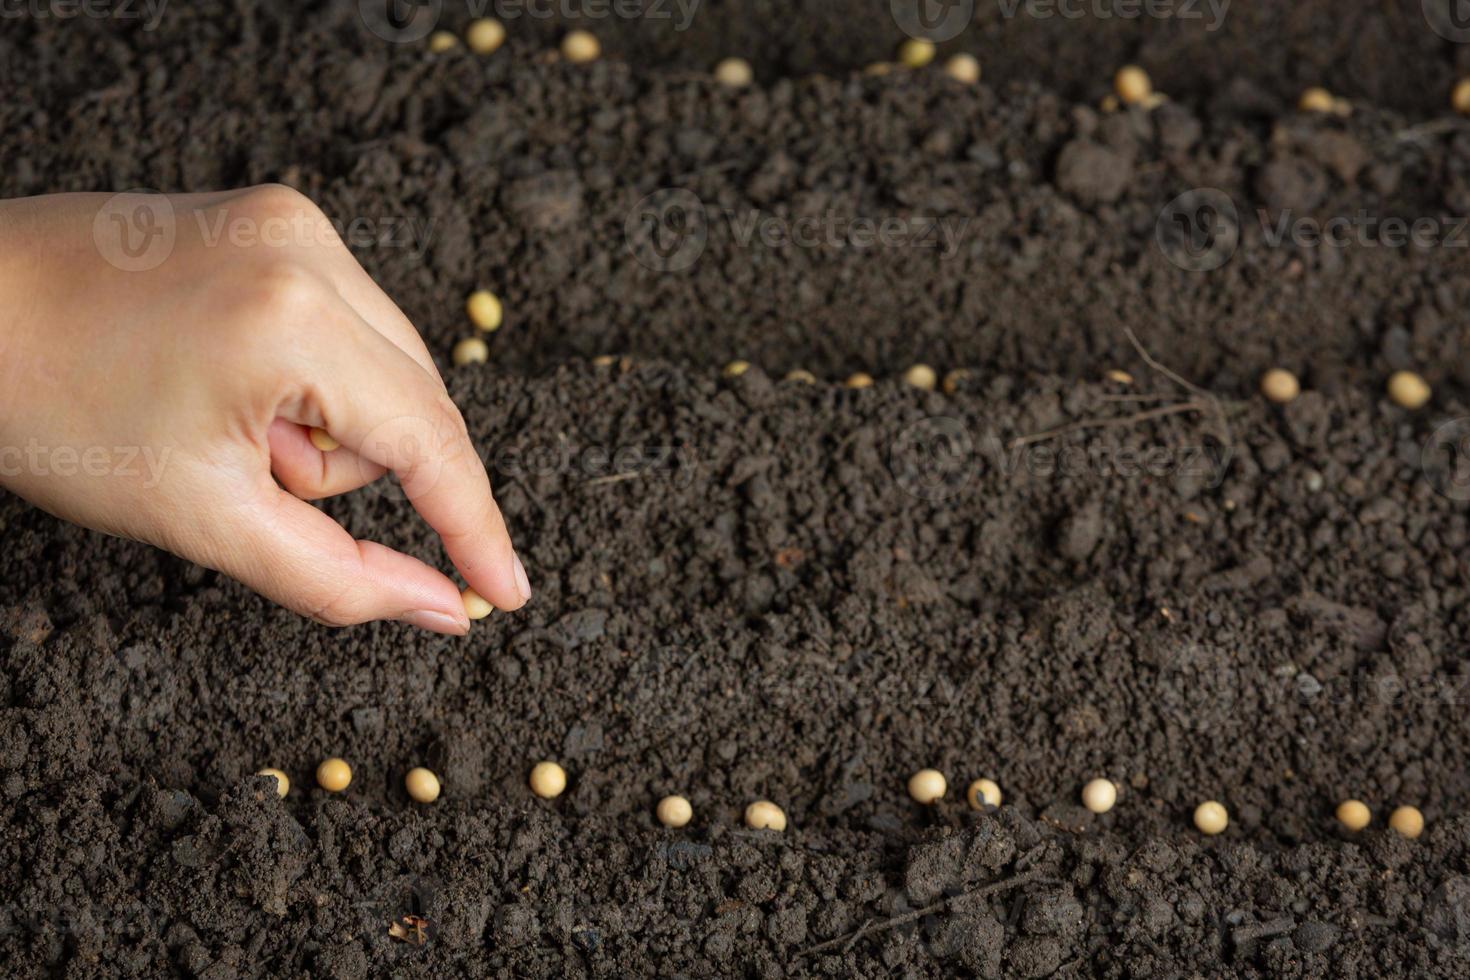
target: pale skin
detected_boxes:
[0,185,529,635]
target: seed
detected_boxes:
[845,372,874,389]
[656,795,693,828]
[1299,87,1335,113]
[722,360,751,379]
[1387,370,1431,409]
[1388,805,1424,839]
[744,800,787,831]
[1259,368,1301,404]
[1454,79,1470,115]
[529,761,567,799]
[428,31,458,53]
[943,53,980,85]
[864,62,895,77]
[1114,65,1152,105]
[1335,799,1370,831]
[593,354,618,367]
[784,369,817,384]
[903,364,938,391]
[466,18,506,55]
[452,337,488,366]
[316,757,352,793]
[1105,369,1134,385]
[257,768,290,798]
[942,369,970,394]
[1081,778,1117,814]
[466,290,503,332]
[714,57,753,87]
[308,427,340,452]
[561,29,600,64]
[966,778,1002,810]
[908,769,947,804]
[461,587,493,621]
[898,38,936,69]
[405,767,441,804]
[1193,800,1229,835]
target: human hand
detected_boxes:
[0,185,528,634]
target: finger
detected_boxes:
[324,261,446,385]
[305,317,529,612]
[267,418,386,499]
[215,481,471,634]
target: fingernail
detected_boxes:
[402,609,469,635]
[512,552,532,601]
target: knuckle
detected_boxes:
[234,183,322,224]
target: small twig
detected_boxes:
[585,471,646,488]
[799,867,1048,958]
[1125,327,1233,448]
[1008,401,1208,450]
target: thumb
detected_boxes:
[210,482,472,634]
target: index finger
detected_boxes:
[293,311,530,613]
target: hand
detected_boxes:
[0,185,528,634]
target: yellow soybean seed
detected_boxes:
[1454,79,1470,115]
[428,31,458,53]
[1193,801,1229,835]
[1389,805,1424,839]
[967,778,1002,810]
[257,768,290,798]
[744,800,787,831]
[453,337,489,365]
[405,767,441,804]
[316,758,352,793]
[530,761,567,799]
[466,290,503,331]
[1114,66,1151,105]
[723,360,751,379]
[561,30,600,64]
[1260,368,1301,404]
[908,769,947,804]
[1299,87,1335,113]
[1336,799,1371,831]
[898,38,936,68]
[461,587,493,621]
[944,53,980,85]
[714,57,753,87]
[1387,370,1431,409]
[656,795,693,827]
[308,427,340,452]
[845,372,874,389]
[784,369,817,384]
[1082,778,1117,814]
[466,18,506,55]
[903,364,937,390]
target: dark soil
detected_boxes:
[4,2,1470,977]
